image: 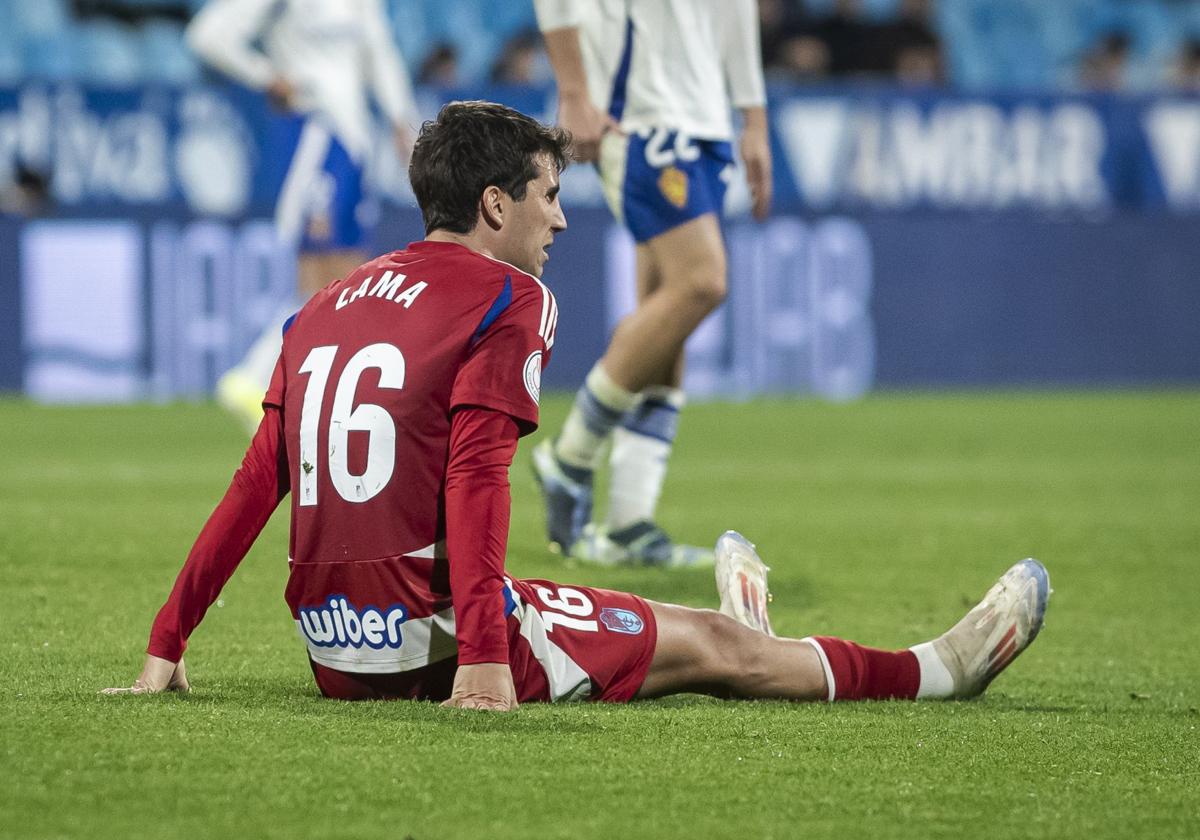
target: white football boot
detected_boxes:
[714,531,775,636]
[931,558,1051,698]
[571,520,715,568]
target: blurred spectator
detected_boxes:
[811,0,875,77]
[1079,31,1132,91]
[72,0,191,24]
[761,0,831,84]
[771,33,833,83]
[418,42,460,87]
[882,0,943,87]
[760,0,805,68]
[490,29,550,85]
[0,164,52,218]
[1169,37,1200,91]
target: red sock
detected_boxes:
[808,636,920,701]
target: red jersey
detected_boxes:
[148,241,557,674]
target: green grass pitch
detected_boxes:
[1,392,1197,840]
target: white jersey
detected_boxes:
[186,0,417,160]
[534,0,765,141]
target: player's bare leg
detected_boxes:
[218,249,364,432]
[298,249,365,297]
[537,215,725,564]
[600,214,726,390]
[637,535,1050,702]
[637,603,828,700]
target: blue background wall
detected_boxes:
[2,83,1199,399]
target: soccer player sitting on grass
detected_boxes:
[104,102,1050,710]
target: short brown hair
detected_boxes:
[409,101,572,235]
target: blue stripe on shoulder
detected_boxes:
[503,583,517,617]
[607,17,635,121]
[472,275,513,344]
[281,312,298,336]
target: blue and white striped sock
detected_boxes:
[554,364,639,470]
[608,386,685,530]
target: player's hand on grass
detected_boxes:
[557,92,620,163]
[441,662,518,712]
[739,109,773,221]
[101,654,190,695]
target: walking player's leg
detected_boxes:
[600,215,726,392]
[637,554,1050,702]
[605,245,686,534]
[536,215,726,562]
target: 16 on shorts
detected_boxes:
[599,127,734,243]
[505,578,657,703]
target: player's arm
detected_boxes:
[441,407,522,712]
[724,0,772,220]
[185,0,294,105]
[534,0,619,162]
[361,0,419,160]
[102,407,290,695]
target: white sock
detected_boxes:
[909,641,955,699]
[608,427,670,529]
[555,364,638,470]
[607,386,685,529]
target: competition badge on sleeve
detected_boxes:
[523,350,543,405]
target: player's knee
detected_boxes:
[693,610,768,689]
[664,261,726,317]
[692,268,727,313]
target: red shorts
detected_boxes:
[309,578,657,704]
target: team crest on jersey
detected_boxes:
[523,350,542,405]
[658,166,688,209]
[599,607,644,635]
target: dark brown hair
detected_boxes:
[409,100,572,235]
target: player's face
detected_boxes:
[500,154,567,278]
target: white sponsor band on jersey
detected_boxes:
[298,603,459,673]
[298,595,408,649]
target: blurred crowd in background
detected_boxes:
[2,0,1199,93]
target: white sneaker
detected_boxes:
[570,521,715,568]
[216,368,266,435]
[531,439,594,554]
[714,531,774,636]
[932,558,1051,699]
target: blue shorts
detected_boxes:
[598,128,734,243]
[266,113,368,253]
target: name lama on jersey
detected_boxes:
[334,271,428,311]
[298,595,408,649]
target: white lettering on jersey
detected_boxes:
[336,272,428,310]
[369,271,405,299]
[393,280,427,308]
[299,596,408,649]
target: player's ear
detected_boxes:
[479,185,505,231]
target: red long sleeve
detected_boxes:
[444,406,521,665]
[147,408,290,662]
